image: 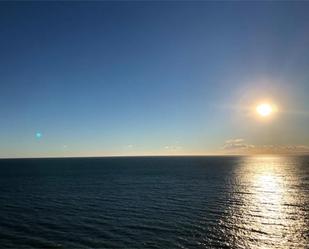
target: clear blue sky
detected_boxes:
[1,2,308,157]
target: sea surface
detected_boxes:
[0,156,308,248]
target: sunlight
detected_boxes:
[256,103,275,117]
[224,156,308,249]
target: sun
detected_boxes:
[256,103,274,117]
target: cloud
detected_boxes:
[222,138,255,150]
[164,145,182,151]
[258,145,309,154]
[222,138,309,154]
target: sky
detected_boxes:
[0,2,309,158]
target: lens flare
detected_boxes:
[35,132,42,139]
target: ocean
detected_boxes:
[0,156,308,248]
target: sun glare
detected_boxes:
[256,103,274,117]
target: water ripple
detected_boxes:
[0,156,308,248]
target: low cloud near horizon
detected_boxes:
[222,138,309,155]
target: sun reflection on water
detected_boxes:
[223,156,308,249]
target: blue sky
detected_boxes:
[0,2,309,157]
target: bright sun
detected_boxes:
[256,103,273,117]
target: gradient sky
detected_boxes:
[1,2,309,158]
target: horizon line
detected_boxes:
[1,153,308,160]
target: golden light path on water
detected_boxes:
[222,156,308,249]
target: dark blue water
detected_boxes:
[0,156,308,248]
